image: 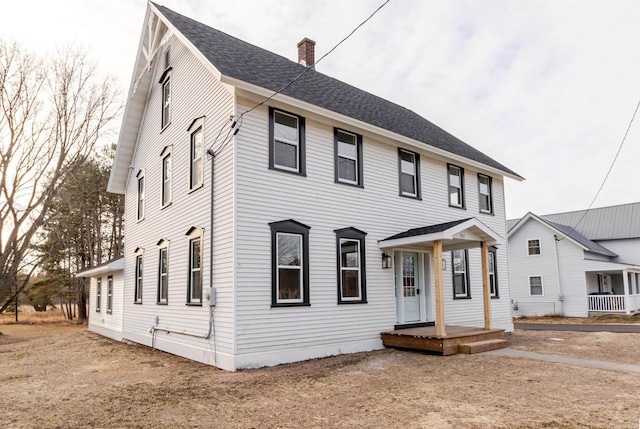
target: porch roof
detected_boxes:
[378,218,503,251]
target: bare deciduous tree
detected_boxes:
[0,41,120,311]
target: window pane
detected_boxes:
[454,274,466,295]
[278,268,301,300]
[480,194,490,211]
[337,130,356,146]
[400,152,415,174]
[161,251,167,273]
[274,112,298,143]
[274,141,298,169]
[278,234,301,266]
[453,251,465,272]
[192,271,202,300]
[449,171,460,187]
[341,240,359,268]
[192,240,201,269]
[338,158,357,182]
[449,187,461,206]
[342,271,359,298]
[338,140,356,158]
[479,180,489,194]
[401,173,416,195]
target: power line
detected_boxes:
[573,98,640,231]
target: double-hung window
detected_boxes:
[269,108,306,175]
[134,253,143,303]
[96,278,102,312]
[136,170,144,221]
[335,228,367,303]
[270,220,310,306]
[529,276,543,296]
[159,65,171,129]
[161,146,172,207]
[528,239,541,255]
[478,174,493,214]
[157,240,169,304]
[398,148,420,198]
[334,129,363,186]
[452,249,470,299]
[106,276,113,314]
[190,127,203,190]
[186,227,204,304]
[448,164,465,208]
[489,250,498,298]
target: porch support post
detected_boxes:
[481,241,492,330]
[433,239,446,337]
[622,270,631,315]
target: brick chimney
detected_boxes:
[297,38,316,67]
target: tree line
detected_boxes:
[0,40,123,320]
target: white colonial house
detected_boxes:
[508,203,640,317]
[77,2,523,371]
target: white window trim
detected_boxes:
[160,145,173,208]
[336,130,359,185]
[339,238,362,301]
[106,276,113,314]
[96,277,102,312]
[527,238,542,256]
[478,173,493,214]
[276,232,304,304]
[186,227,204,304]
[448,164,464,208]
[188,117,205,192]
[136,169,145,222]
[157,239,170,304]
[273,110,300,172]
[529,275,544,296]
[399,149,418,197]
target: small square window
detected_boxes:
[528,239,541,255]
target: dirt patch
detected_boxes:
[515,314,640,325]
[1,324,639,428]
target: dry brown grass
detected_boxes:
[1,323,639,428]
[0,307,68,325]
[515,313,640,325]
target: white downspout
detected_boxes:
[553,235,563,315]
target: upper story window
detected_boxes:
[334,129,363,187]
[448,164,465,208]
[186,227,204,305]
[136,170,145,221]
[134,248,143,304]
[159,66,172,129]
[96,277,102,312]
[269,107,306,176]
[398,148,421,199]
[452,249,470,299]
[106,275,113,314]
[528,239,541,255]
[489,250,498,298]
[190,127,203,190]
[157,239,169,304]
[478,173,493,214]
[335,227,367,304]
[529,276,543,296]
[161,146,172,207]
[270,220,310,307]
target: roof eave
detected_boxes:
[224,75,524,181]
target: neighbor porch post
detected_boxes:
[622,270,631,315]
[481,241,492,330]
[433,239,446,337]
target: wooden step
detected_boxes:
[458,339,508,354]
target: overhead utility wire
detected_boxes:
[208,0,392,157]
[572,98,640,231]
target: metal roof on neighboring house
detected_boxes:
[541,219,618,257]
[153,4,521,179]
[508,202,640,241]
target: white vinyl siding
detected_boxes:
[88,270,124,342]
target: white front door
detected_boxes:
[402,252,420,322]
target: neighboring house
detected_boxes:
[77,3,523,371]
[508,203,640,317]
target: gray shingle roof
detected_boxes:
[382,218,471,241]
[154,4,521,178]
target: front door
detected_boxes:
[402,252,420,322]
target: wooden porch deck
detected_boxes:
[381,325,506,355]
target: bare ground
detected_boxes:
[515,314,640,325]
[1,323,639,428]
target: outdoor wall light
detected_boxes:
[381,252,392,269]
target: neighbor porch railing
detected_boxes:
[588,294,640,313]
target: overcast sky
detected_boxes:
[1,0,638,219]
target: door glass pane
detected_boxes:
[402,255,416,297]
